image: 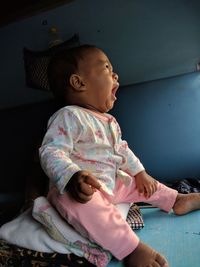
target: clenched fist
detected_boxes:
[65,170,101,203]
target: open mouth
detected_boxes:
[112,83,119,98]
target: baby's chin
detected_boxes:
[104,100,115,112]
[93,99,116,113]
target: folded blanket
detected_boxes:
[0,197,144,267]
[32,197,112,267]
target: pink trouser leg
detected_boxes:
[112,179,178,213]
[48,179,178,260]
[48,186,139,260]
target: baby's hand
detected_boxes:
[66,170,101,203]
[135,171,158,198]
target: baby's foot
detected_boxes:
[173,193,200,215]
[124,241,168,267]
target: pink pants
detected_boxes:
[48,179,178,260]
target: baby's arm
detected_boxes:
[120,144,158,198]
[66,170,101,203]
[114,118,158,198]
[39,109,83,194]
[135,170,157,198]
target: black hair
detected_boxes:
[47,44,97,104]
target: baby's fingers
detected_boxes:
[153,181,158,192]
[84,175,101,190]
[80,182,96,195]
[150,180,158,196]
[75,191,93,203]
[136,183,145,196]
[145,183,157,198]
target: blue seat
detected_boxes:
[108,208,200,267]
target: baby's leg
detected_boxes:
[133,182,200,215]
[126,180,200,215]
[113,179,178,213]
[173,193,200,215]
[48,187,168,267]
[48,186,139,259]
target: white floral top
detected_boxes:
[39,105,144,195]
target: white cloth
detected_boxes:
[0,208,72,254]
[0,197,130,267]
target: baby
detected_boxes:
[39,45,200,267]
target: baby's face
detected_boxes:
[77,48,119,113]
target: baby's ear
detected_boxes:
[69,74,86,92]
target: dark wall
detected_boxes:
[112,72,200,181]
[0,0,200,108]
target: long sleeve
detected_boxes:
[119,139,145,176]
[111,117,145,178]
[39,108,82,194]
